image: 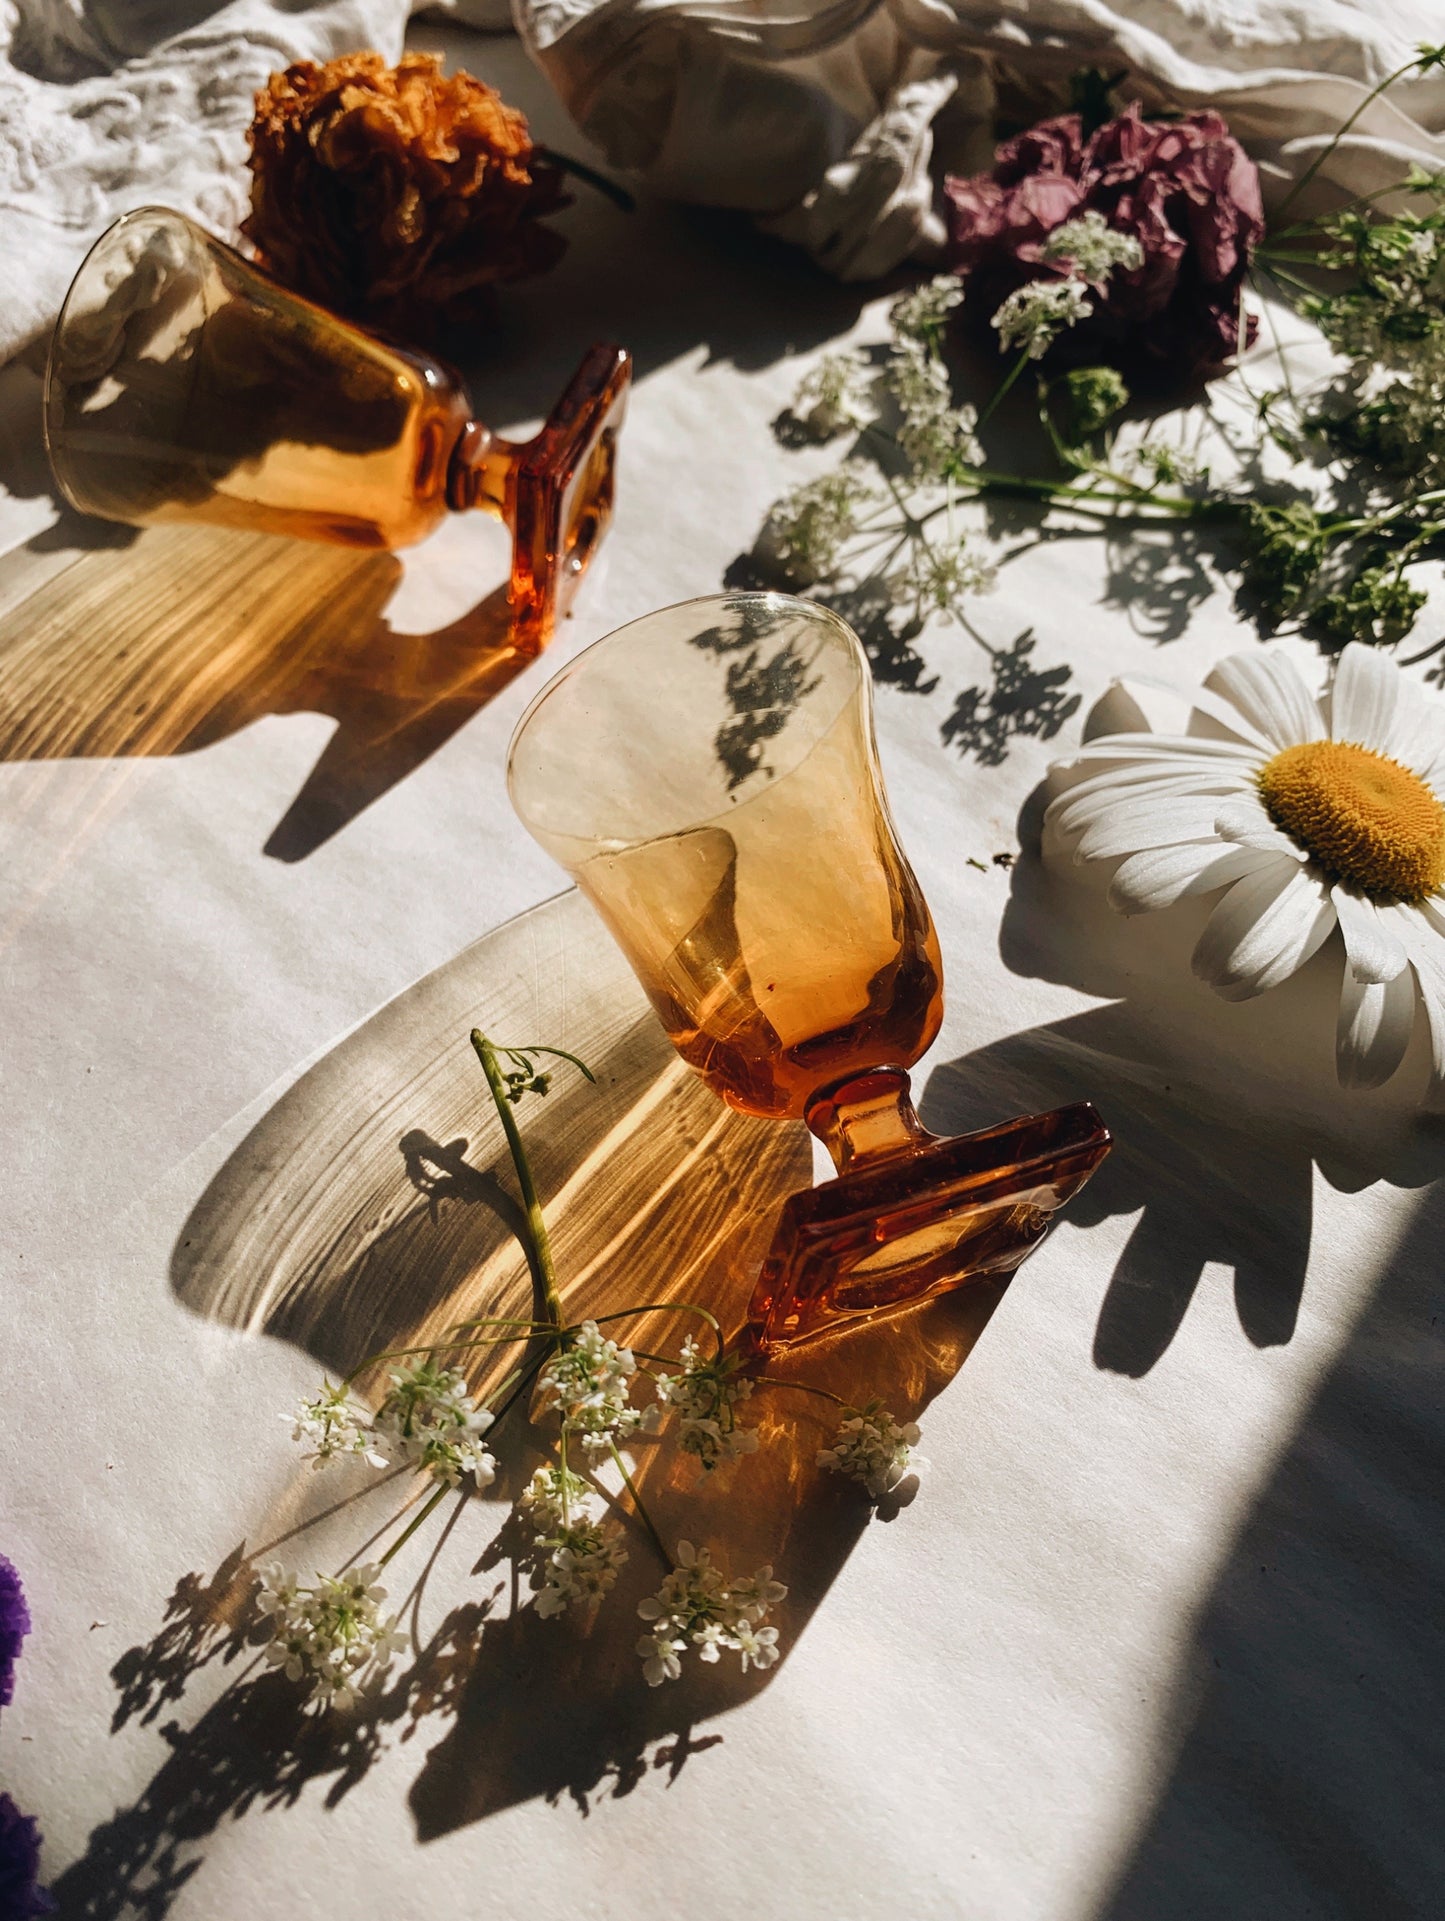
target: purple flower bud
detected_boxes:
[0,1795,54,1918]
[0,1557,31,1711]
[945,104,1264,381]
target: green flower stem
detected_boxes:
[1321,489,1445,538]
[342,1325,545,1389]
[449,1315,552,1332]
[377,1481,452,1570]
[472,1029,565,1339]
[1255,259,1324,299]
[252,1462,411,1558]
[533,146,635,215]
[752,1375,851,1408]
[489,1366,549,1433]
[976,346,1032,428]
[585,1301,726,1361]
[496,1042,597,1083]
[1274,55,1426,222]
[926,472,1234,524]
[1268,175,1435,245]
[607,1439,669,1566]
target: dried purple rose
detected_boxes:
[0,1556,30,1710]
[944,104,1263,381]
[0,1796,54,1919]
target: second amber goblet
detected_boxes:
[44,207,628,653]
[508,592,1110,1350]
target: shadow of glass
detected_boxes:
[47,888,1008,1905]
[927,793,1445,1378]
[1091,1181,1445,1920]
[0,517,526,860]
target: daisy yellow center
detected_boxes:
[1256,738,1445,904]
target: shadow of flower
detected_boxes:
[54,890,1004,1909]
[924,786,1445,1377]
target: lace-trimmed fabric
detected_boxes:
[0,0,410,365]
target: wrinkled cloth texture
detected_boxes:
[517,0,1445,280]
[946,107,1266,379]
[4,1,1445,361]
[0,0,413,365]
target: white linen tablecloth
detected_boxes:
[0,25,1440,1921]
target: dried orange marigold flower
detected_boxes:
[242,51,567,341]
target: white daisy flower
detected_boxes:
[1046,642,1445,1100]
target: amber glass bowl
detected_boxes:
[44,207,628,652]
[509,593,1110,1350]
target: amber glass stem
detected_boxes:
[804,1066,933,1175]
[447,423,520,520]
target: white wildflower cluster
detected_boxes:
[792,351,874,439]
[753,462,877,582]
[257,1562,407,1711]
[535,1525,629,1618]
[992,278,1093,360]
[889,275,965,345]
[1310,226,1445,371]
[817,1401,924,1501]
[653,1337,759,1471]
[374,1359,497,1488]
[289,1380,387,1471]
[1040,211,1144,283]
[889,540,997,619]
[517,1463,629,1618]
[516,1461,594,1533]
[886,336,984,479]
[289,1360,496,1488]
[1132,441,1207,487]
[636,1541,786,1685]
[537,1321,659,1457]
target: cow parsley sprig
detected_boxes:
[653,1338,759,1470]
[817,1400,926,1501]
[259,1032,929,1709]
[636,1541,786,1685]
[257,1562,408,1711]
[537,1320,660,1456]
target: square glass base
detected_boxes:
[744,1101,1111,1352]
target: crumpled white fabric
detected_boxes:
[0,0,420,366]
[517,0,1445,280]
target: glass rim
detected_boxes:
[43,206,205,504]
[505,589,869,844]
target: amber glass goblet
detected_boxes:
[508,591,1111,1351]
[44,206,629,652]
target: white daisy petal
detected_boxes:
[1331,885,1409,984]
[1054,759,1258,806]
[1051,772,1252,839]
[1203,651,1325,750]
[1376,680,1445,783]
[1108,843,1284,915]
[1397,905,1445,1106]
[1066,733,1267,767]
[1192,864,1335,998]
[1075,797,1245,862]
[1414,747,1445,796]
[1214,796,1307,859]
[1336,965,1417,1090]
[1328,642,1402,753]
